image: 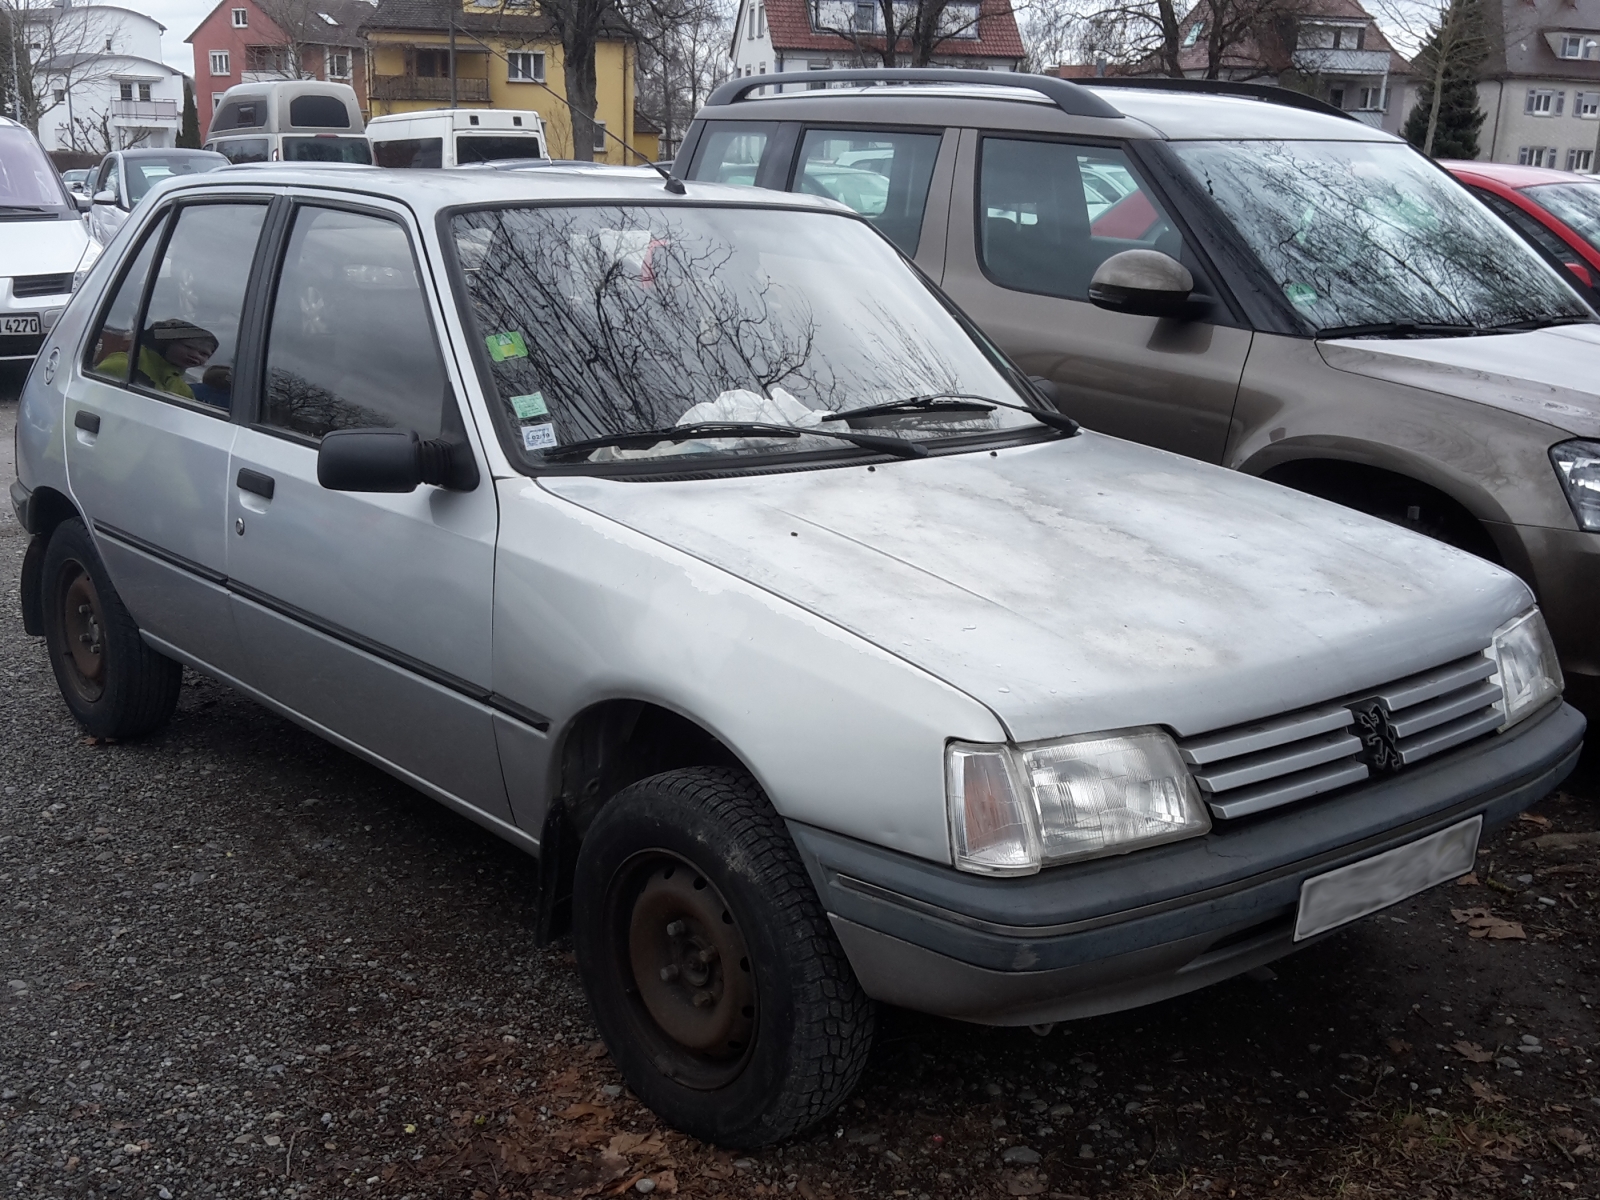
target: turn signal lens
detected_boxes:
[946,743,1039,876]
[1488,608,1562,731]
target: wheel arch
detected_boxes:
[19,486,83,637]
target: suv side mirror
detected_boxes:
[317,428,479,493]
[1088,249,1195,319]
[92,189,116,206]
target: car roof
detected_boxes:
[702,81,1398,143]
[118,147,227,159]
[1441,160,1594,189]
[150,164,856,215]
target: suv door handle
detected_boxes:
[74,410,100,434]
[236,468,275,500]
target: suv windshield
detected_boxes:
[1525,181,1600,257]
[0,123,70,214]
[451,204,1043,467]
[1169,139,1590,333]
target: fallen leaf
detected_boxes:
[652,1169,678,1194]
[1453,1041,1496,1063]
[585,1040,609,1060]
[1386,1038,1412,1057]
[1451,907,1526,939]
[1004,1169,1047,1197]
[64,981,94,992]
[1518,813,1552,828]
[1528,832,1600,852]
[1469,1078,1508,1103]
[558,1103,614,1121]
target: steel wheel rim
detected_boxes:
[57,561,106,702]
[614,852,757,1090]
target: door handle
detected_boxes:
[74,410,100,434]
[236,468,275,500]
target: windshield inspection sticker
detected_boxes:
[511,392,548,420]
[486,331,529,362]
[522,422,557,451]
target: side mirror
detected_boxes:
[73,193,92,213]
[92,189,116,206]
[1088,249,1195,319]
[317,428,478,492]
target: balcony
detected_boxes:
[111,99,178,122]
[372,75,491,102]
[1291,48,1392,76]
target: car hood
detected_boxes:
[1318,324,1600,437]
[0,215,89,280]
[540,434,1532,743]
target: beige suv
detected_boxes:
[679,71,1600,702]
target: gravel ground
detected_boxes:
[3,369,1599,1200]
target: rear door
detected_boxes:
[222,195,511,825]
[940,130,1250,462]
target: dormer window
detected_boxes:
[1182,22,1203,47]
[1558,34,1598,60]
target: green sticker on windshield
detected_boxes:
[486,330,528,362]
[510,392,548,420]
[1284,283,1318,309]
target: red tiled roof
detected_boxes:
[761,0,1023,60]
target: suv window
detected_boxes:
[261,206,447,440]
[99,156,119,200]
[112,203,266,407]
[792,128,941,254]
[86,218,165,382]
[373,138,443,169]
[978,138,1182,302]
[687,123,775,186]
[212,138,270,165]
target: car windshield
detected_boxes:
[451,204,1043,467]
[125,153,227,202]
[0,123,70,212]
[1169,139,1589,333]
[282,136,372,164]
[1525,181,1600,257]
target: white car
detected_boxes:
[0,117,97,362]
[85,148,229,246]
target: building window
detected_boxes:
[210,50,231,75]
[1357,85,1385,111]
[593,119,607,153]
[328,51,350,78]
[1579,92,1600,118]
[232,7,248,25]
[1182,22,1203,47]
[1329,85,1346,109]
[1518,146,1557,166]
[104,37,113,50]
[758,2,766,34]
[854,0,875,31]
[213,92,226,110]
[245,45,291,73]
[53,88,65,102]
[1558,34,1597,60]
[1568,148,1595,171]
[139,82,151,101]
[748,2,756,37]
[507,50,545,82]
[119,82,133,101]
[1526,89,1560,115]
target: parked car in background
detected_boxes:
[368,109,547,168]
[0,117,98,363]
[61,168,91,195]
[11,165,1586,1146]
[85,148,229,246]
[679,71,1600,704]
[1446,161,1600,306]
[203,79,370,165]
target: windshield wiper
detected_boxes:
[540,421,930,462]
[1315,321,1483,339]
[823,392,1080,433]
[1480,315,1596,332]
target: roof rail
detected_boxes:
[703,68,1124,120]
[1081,77,1357,121]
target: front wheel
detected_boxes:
[572,767,875,1147]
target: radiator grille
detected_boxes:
[1179,651,1502,820]
[11,272,73,298]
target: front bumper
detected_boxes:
[790,700,1585,1027]
[1,283,71,362]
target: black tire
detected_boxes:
[40,519,182,739]
[572,766,875,1147]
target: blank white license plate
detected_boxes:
[1294,815,1481,941]
[1,314,40,335]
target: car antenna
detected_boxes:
[649,161,686,195]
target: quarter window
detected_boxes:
[135,203,267,407]
[261,207,447,439]
[793,128,942,255]
[978,138,1182,302]
[685,122,774,187]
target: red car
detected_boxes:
[1445,161,1600,304]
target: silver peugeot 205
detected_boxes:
[11,164,1585,1147]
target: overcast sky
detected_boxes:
[141,0,211,74]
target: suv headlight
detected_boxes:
[1488,608,1562,731]
[946,728,1210,876]
[1550,440,1600,532]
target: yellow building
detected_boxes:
[361,0,643,163]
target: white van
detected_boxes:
[0,117,96,362]
[203,80,371,165]
[367,109,547,168]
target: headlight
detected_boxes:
[1488,608,1562,731]
[946,728,1210,876]
[1550,440,1600,532]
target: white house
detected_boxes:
[27,4,185,152]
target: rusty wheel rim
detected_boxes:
[621,854,757,1089]
[57,561,107,703]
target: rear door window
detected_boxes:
[373,138,443,169]
[85,217,166,381]
[456,134,544,164]
[978,138,1183,301]
[791,128,942,255]
[685,122,775,187]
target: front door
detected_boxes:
[223,198,511,824]
[65,198,269,677]
[940,130,1251,462]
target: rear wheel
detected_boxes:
[572,767,875,1147]
[41,519,181,739]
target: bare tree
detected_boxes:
[811,0,986,69]
[628,0,730,158]
[7,0,127,143]
[1076,0,1308,80]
